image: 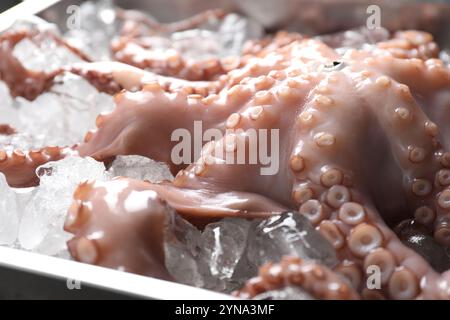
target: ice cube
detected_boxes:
[0,81,20,127]
[440,50,450,66]
[200,218,251,280]
[216,13,263,56]
[18,156,108,255]
[318,27,390,51]
[171,13,263,59]
[12,187,36,221]
[1,74,114,149]
[64,0,118,60]
[164,212,204,287]
[0,131,47,153]
[246,212,338,269]
[12,35,83,73]
[109,155,173,182]
[16,74,115,146]
[0,173,19,245]
[163,211,337,293]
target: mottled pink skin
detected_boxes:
[70,30,450,299]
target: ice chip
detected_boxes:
[163,211,337,293]
[17,74,115,146]
[0,173,19,245]
[440,50,450,66]
[109,155,173,182]
[318,27,390,51]
[164,212,204,287]
[64,0,118,60]
[246,212,338,269]
[171,13,263,59]
[201,218,251,280]
[18,156,108,255]
[12,35,83,72]
[0,81,19,126]
[0,131,47,153]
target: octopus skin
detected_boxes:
[64,177,173,281]
[233,256,359,300]
[2,15,450,299]
[67,30,450,300]
[117,8,228,37]
[0,29,66,101]
[112,9,238,81]
[0,144,73,187]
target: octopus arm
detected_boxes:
[0,146,72,187]
[76,82,254,171]
[64,177,284,278]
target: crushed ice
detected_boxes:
[0,155,174,256]
[0,75,115,148]
[108,155,173,182]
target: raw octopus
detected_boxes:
[1,10,450,300]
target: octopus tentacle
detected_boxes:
[113,9,233,81]
[69,61,223,96]
[117,8,227,37]
[0,124,17,135]
[112,28,310,83]
[65,177,283,278]
[0,28,130,100]
[64,177,173,280]
[0,146,73,187]
[320,188,450,300]
[111,41,225,81]
[233,256,360,300]
[375,30,439,60]
[363,55,450,149]
[0,30,64,100]
[75,80,256,172]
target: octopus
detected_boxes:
[2,9,450,300]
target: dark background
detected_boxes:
[0,0,20,13]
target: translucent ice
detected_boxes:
[441,50,450,66]
[318,27,390,52]
[0,131,47,153]
[18,75,114,146]
[109,155,173,182]
[18,156,109,255]
[164,212,204,287]
[171,13,263,59]
[64,0,118,60]
[0,173,19,245]
[246,212,338,269]
[201,218,252,280]
[1,153,177,256]
[163,211,337,293]
[0,75,115,148]
[13,36,83,72]
[125,13,263,63]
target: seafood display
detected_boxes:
[1,0,450,300]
